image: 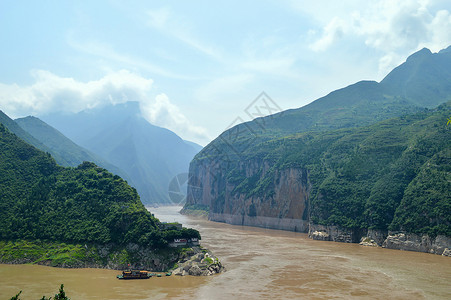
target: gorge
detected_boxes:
[183,47,451,255]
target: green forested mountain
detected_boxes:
[0,124,199,247]
[14,116,130,181]
[41,102,201,204]
[262,104,450,235]
[185,47,451,238]
[0,111,56,160]
[381,46,451,107]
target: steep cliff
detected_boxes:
[186,158,309,231]
[184,102,451,255]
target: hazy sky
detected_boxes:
[1,0,450,145]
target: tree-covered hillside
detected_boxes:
[190,103,451,237]
[0,123,199,248]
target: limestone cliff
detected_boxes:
[185,158,309,232]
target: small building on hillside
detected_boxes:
[169,237,200,247]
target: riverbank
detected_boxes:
[2,207,450,299]
[181,208,451,257]
[0,240,224,275]
[308,224,451,256]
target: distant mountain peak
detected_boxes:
[406,47,432,62]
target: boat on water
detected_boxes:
[116,270,152,280]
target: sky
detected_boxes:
[0,0,450,145]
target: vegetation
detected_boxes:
[192,102,451,236]
[0,123,200,265]
[188,48,451,238]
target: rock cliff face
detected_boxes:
[310,227,451,256]
[382,232,451,256]
[308,224,364,243]
[186,159,309,232]
[186,159,451,256]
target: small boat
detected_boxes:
[166,272,172,276]
[156,274,162,277]
[117,270,152,280]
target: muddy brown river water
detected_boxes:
[1,206,450,299]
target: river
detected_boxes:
[1,206,450,299]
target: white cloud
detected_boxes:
[309,17,347,52]
[0,69,152,116]
[305,0,451,74]
[0,70,209,143]
[140,93,210,142]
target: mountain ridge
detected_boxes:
[183,46,451,254]
[14,116,130,181]
[41,101,201,204]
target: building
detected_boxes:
[169,237,200,247]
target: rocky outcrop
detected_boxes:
[382,232,451,256]
[329,229,451,256]
[358,229,388,247]
[308,224,363,243]
[186,158,310,232]
[172,246,225,276]
[359,237,378,247]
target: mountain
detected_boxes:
[0,123,200,267]
[0,110,54,157]
[212,46,451,146]
[14,116,129,179]
[381,47,451,107]
[183,47,451,254]
[41,102,201,204]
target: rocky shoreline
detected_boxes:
[0,240,225,275]
[308,225,451,256]
[172,246,225,276]
[180,210,451,257]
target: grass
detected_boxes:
[0,240,136,268]
[204,257,213,265]
[0,240,94,267]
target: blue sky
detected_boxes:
[1,0,450,145]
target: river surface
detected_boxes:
[1,206,450,299]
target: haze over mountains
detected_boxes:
[40,102,201,205]
[13,116,128,180]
